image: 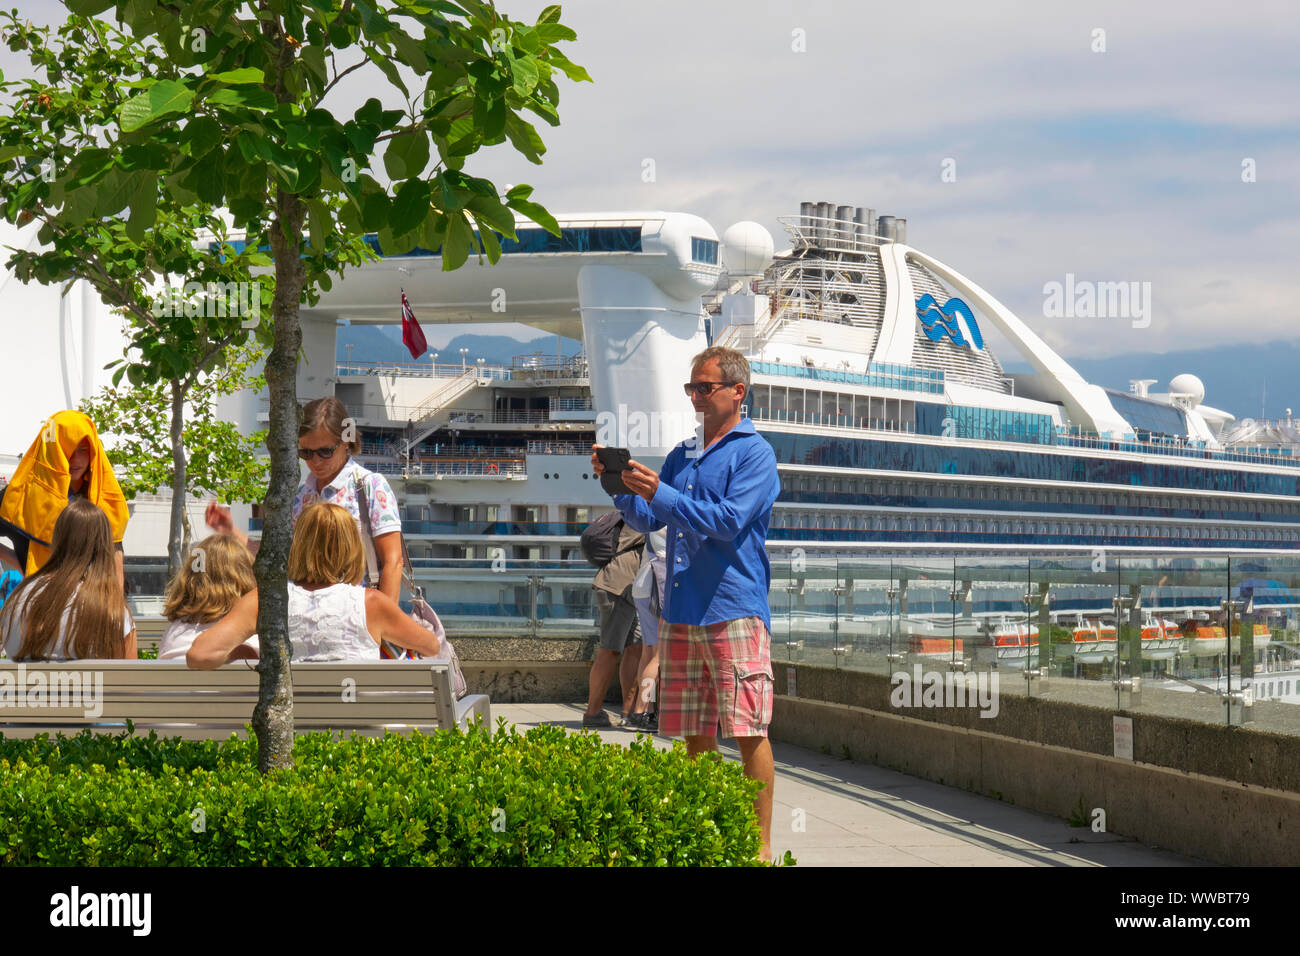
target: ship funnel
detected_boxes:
[895,217,907,244]
[835,205,854,246]
[799,201,815,248]
[854,207,874,248]
[876,215,896,241]
[816,201,833,244]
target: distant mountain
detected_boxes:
[1001,340,1300,422]
[337,324,582,367]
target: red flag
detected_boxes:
[400,289,428,359]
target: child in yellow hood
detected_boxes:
[0,410,128,584]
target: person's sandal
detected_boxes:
[582,710,612,728]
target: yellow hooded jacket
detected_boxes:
[0,410,129,574]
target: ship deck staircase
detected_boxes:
[402,369,484,454]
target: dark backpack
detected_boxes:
[580,511,626,568]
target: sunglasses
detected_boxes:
[298,444,340,461]
[682,381,739,398]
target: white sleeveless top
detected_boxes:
[288,583,377,661]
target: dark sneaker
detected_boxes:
[622,712,645,731]
[642,711,658,734]
[582,710,612,728]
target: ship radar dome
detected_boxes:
[1169,373,1205,404]
[721,221,774,278]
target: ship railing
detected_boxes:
[548,396,594,412]
[337,361,512,380]
[399,520,587,536]
[362,458,526,478]
[777,215,891,254]
[748,404,916,433]
[1057,433,1300,469]
[527,440,591,455]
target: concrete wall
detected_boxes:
[771,663,1300,866]
[772,663,1300,793]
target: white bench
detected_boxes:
[0,660,490,739]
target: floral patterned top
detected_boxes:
[291,457,402,539]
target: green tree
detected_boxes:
[0,13,285,587]
[2,0,585,769]
[81,341,270,576]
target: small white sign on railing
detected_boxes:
[1113,715,1134,761]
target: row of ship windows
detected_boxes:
[777,476,1300,521]
[769,511,1299,541]
[765,433,1300,497]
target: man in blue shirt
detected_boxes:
[592,346,781,861]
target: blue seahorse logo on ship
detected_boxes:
[915,294,984,350]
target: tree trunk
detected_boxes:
[167,379,187,580]
[251,189,307,773]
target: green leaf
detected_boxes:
[504,114,545,164]
[183,117,223,158]
[441,212,473,270]
[510,58,541,97]
[208,68,266,85]
[119,79,195,132]
[383,131,430,180]
[207,87,277,111]
[533,23,577,44]
[308,200,329,252]
[506,195,560,236]
[390,179,430,238]
[475,215,502,264]
[300,46,328,83]
[124,174,157,244]
[361,191,391,233]
[66,0,116,13]
[465,194,516,237]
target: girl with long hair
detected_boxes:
[0,498,136,660]
[188,503,437,667]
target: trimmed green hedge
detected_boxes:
[0,723,763,865]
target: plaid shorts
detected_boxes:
[657,616,773,739]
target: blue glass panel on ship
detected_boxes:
[1104,388,1187,439]
[213,226,644,258]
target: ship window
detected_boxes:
[691,237,719,265]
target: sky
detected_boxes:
[4,0,1299,360]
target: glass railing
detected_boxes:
[765,551,1300,734]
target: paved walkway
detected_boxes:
[495,703,1204,867]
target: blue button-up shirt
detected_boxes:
[614,417,780,630]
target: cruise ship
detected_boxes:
[224,202,1300,565]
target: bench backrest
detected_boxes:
[0,660,461,738]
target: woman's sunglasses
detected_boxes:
[298,444,340,461]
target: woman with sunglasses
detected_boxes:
[205,397,406,605]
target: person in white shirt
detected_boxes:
[0,498,136,661]
[188,503,439,667]
[157,534,259,662]
[205,396,406,604]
